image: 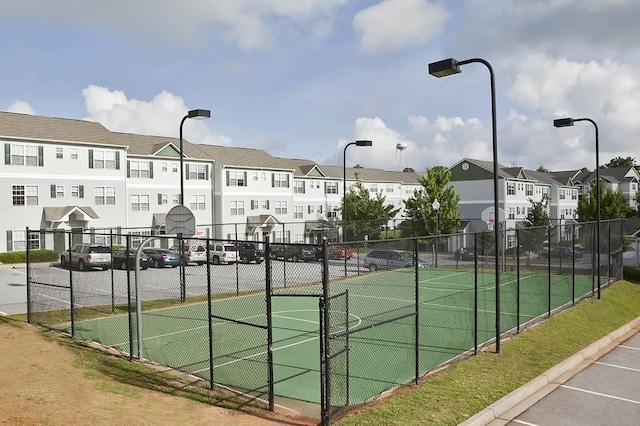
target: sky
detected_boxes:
[1,0,639,173]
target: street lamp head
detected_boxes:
[355,140,373,147]
[553,117,574,128]
[432,199,441,211]
[428,58,461,78]
[187,109,211,120]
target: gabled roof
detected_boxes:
[450,158,518,179]
[317,165,421,184]
[0,111,113,145]
[193,144,282,169]
[522,169,564,186]
[547,170,582,185]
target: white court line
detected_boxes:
[272,314,318,325]
[594,361,640,373]
[39,293,85,308]
[561,385,640,405]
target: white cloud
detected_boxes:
[5,101,35,115]
[353,0,449,54]
[0,0,348,50]
[81,85,230,146]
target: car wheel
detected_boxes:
[154,260,160,268]
[242,255,249,264]
[256,259,263,264]
[78,259,85,271]
[368,264,378,272]
[213,256,220,265]
[292,254,299,262]
[60,256,67,268]
[120,261,127,270]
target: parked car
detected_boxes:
[237,243,264,264]
[270,244,316,262]
[209,243,237,264]
[169,243,207,266]
[142,248,180,268]
[112,249,152,270]
[60,243,112,271]
[362,249,428,271]
[455,247,475,261]
[541,247,582,259]
[328,245,353,260]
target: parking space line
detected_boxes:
[561,385,640,405]
[618,344,640,351]
[512,420,540,426]
[594,361,640,373]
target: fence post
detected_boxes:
[206,237,214,390]
[516,229,520,333]
[68,230,75,338]
[547,226,551,316]
[474,232,478,354]
[265,235,274,411]
[414,238,419,384]
[110,229,115,313]
[126,234,134,361]
[26,227,32,324]
[572,224,576,304]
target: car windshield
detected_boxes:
[90,246,111,253]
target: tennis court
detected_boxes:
[63,265,595,406]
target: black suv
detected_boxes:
[270,244,316,262]
[238,243,264,264]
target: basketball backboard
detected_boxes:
[165,205,196,236]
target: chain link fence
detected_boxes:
[26,219,623,425]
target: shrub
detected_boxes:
[623,264,640,282]
[0,250,59,264]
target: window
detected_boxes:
[230,200,245,215]
[95,186,116,205]
[172,194,180,204]
[294,205,303,219]
[227,171,246,186]
[12,185,38,206]
[129,160,151,178]
[188,164,207,180]
[56,185,64,198]
[190,195,206,211]
[275,201,287,214]
[261,172,267,181]
[318,205,323,214]
[91,150,117,169]
[262,200,270,209]
[253,172,259,181]
[172,162,178,173]
[572,189,577,200]
[56,147,63,159]
[294,180,305,194]
[325,182,338,194]
[370,184,378,194]
[508,207,515,219]
[159,194,168,205]
[386,184,394,193]
[70,148,78,160]
[273,173,289,188]
[8,143,40,166]
[131,194,150,211]
[517,183,524,191]
[526,184,533,196]
[161,162,168,172]
[71,185,79,198]
[559,189,565,200]
[507,183,516,195]
[308,205,315,214]
[9,229,40,251]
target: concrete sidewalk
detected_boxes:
[460,316,640,426]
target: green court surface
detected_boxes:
[67,267,595,405]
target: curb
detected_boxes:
[460,316,640,426]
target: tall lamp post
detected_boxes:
[553,117,601,299]
[179,109,211,205]
[432,199,440,267]
[428,57,502,352]
[342,140,373,242]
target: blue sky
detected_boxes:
[1,0,639,173]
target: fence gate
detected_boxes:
[320,290,349,426]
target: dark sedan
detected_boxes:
[142,248,180,268]
[112,249,152,270]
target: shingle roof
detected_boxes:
[0,111,112,144]
[192,144,281,168]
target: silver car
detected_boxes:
[363,249,428,272]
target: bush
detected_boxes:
[623,264,640,282]
[0,250,59,264]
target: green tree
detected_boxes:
[604,156,636,168]
[577,180,632,221]
[536,165,549,173]
[521,195,551,254]
[402,166,462,236]
[403,167,415,173]
[340,175,399,241]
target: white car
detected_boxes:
[169,243,207,266]
[209,243,237,264]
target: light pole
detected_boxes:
[342,140,373,242]
[179,109,211,205]
[429,57,501,352]
[432,199,440,268]
[553,117,601,299]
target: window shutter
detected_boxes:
[243,171,247,186]
[115,152,120,170]
[324,182,327,193]
[50,184,56,198]
[308,205,311,214]
[90,227,95,244]
[266,200,270,209]
[116,227,122,245]
[250,200,255,210]
[40,230,45,250]
[149,161,153,178]
[185,164,190,180]
[79,185,84,198]
[302,181,306,194]
[88,150,94,168]
[226,170,230,186]
[205,164,209,180]
[286,174,290,187]
[4,144,10,165]
[6,230,12,251]
[158,194,162,205]
[126,160,130,178]
[38,146,44,166]
[271,173,275,187]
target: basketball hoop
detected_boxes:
[485,219,495,231]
